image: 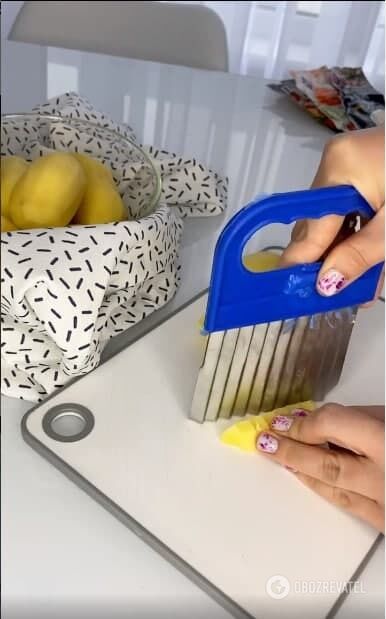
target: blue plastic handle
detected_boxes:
[204,185,384,333]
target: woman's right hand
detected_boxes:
[281,127,385,297]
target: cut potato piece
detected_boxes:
[220,401,315,452]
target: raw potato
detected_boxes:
[220,401,315,452]
[1,156,29,218]
[9,152,86,229]
[72,152,114,185]
[1,215,18,232]
[243,251,280,272]
[72,176,127,225]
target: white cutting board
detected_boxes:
[23,295,384,619]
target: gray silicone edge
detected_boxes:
[21,292,385,619]
[326,534,384,619]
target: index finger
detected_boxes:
[280,214,343,266]
[280,149,347,267]
[272,404,384,463]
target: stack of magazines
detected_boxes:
[269,66,384,132]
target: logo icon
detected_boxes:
[266,575,290,600]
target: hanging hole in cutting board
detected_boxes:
[42,403,94,442]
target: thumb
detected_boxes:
[317,207,384,296]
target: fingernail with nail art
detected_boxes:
[271,415,293,431]
[291,408,309,417]
[317,269,345,296]
[257,432,278,453]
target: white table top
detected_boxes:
[2,56,384,619]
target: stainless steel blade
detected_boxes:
[302,312,334,402]
[248,320,282,413]
[323,307,357,396]
[260,319,294,412]
[190,331,224,423]
[288,314,321,403]
[232,323,269,417]
[219,326,254,419]
[191,306,357,423]
[274,316,309,408]
[205,328,239,421]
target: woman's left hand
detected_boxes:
[256,404,385,532]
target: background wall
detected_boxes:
[2,1,385,117]
[2,0,47,113]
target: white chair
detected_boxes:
[9,0,229,72]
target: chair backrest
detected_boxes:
[9,0,229,72]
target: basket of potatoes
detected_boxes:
[1,113,161,231]
[0,110,185,402]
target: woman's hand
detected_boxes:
[256,404,385,531]
[281,127,385,297]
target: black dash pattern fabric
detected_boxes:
[1,93,227,401]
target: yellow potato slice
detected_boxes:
[220,401,315,452]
